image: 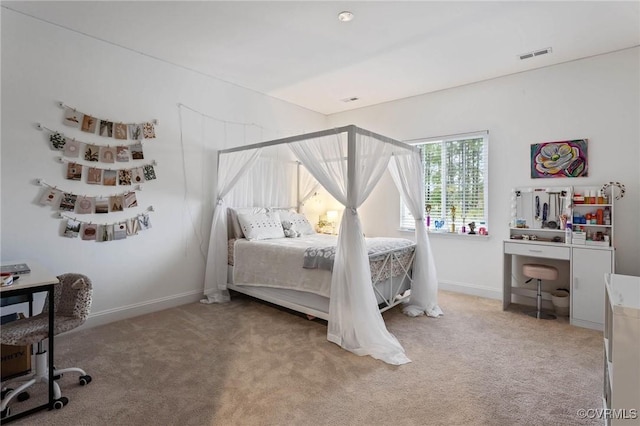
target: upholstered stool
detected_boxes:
[523,264,558,320]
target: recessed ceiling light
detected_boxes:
[338,11,354,22]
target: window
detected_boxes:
[400,131,488,233]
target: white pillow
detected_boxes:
[228,207,267,239]
[279,211,316,235]
[237,211,285,241]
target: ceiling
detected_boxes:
[3,1,639,115]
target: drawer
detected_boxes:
[504,242,570,260]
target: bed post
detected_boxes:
[296,161,301,212]
[347,126,356,200]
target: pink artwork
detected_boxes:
[531,139,588,178]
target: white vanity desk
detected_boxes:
[504,185,617,331]
[503,239,614,331]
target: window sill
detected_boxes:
[398,228,491,239]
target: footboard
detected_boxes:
[369,247,415,312]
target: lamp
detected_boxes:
[326,210,339,234]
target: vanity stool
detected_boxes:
[523,263,558,320]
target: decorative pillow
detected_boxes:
[237,211,285,241]
[279,211,316,235]
[228,207,267,239]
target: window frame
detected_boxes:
[400,130,489,234]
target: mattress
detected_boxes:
[229,235,415,298]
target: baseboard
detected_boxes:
[439,280,502,300]
[72,290,204,332]
[68,282,499,332]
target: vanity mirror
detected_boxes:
[510,185,615,246]
[510,186,572,241]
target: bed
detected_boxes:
[227,233,416,321]
[201,125,442,365]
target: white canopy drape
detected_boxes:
[227,144,298,209]
[389,151,443,317]
[290,130,409,365]
[202,125,440,364]
[202,148,261,303]
[297,165,321,213]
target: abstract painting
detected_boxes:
[531,139,588,179]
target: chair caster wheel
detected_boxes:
[53,396,68,409]
[17,392,30,402]
[79,375,92,386]
[53,374,62,381]
[1,406,9,419]
[1,388,13,400]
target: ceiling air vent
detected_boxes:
[534,47,552,56]
[341,97,359,103]
[519,47,552,60]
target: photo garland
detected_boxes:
[59,159,157,186]
[38,102,159,242]
[61,210,153,241]
[38,181,140,214]
[45,127,146,163]
[61,104,156,141]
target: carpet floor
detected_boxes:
[2,290,603,425]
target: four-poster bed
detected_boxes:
[202,125,442,365]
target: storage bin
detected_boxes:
[551,290,570,316]
[1,313,32,380]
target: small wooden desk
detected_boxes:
[1,260,59,423]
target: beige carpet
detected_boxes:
[3,291,603,426]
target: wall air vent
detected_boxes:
[519,47,552,60]
[341,97,360,103]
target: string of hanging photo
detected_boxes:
[34,101,158,242]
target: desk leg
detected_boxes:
[503,252,512,310]
[47,286,54,409]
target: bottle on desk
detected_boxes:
[604,207,611,225]
[565,223,572,244]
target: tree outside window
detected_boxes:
[401,132,488,233]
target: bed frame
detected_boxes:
[227,246,415,321]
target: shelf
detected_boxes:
[509,227,564,232]
[604,337,613,387]
[574,204,612,207]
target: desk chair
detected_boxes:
[0,273,93,417]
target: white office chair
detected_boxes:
[0,273,93,418]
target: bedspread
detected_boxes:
[303,237,415,271]
[231,235,415,297]
[233,235,337,297]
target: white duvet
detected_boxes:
[232,234,337,297]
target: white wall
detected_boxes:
[0,10,326,325]
[328,48,640,298]
[2,9,637,325]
